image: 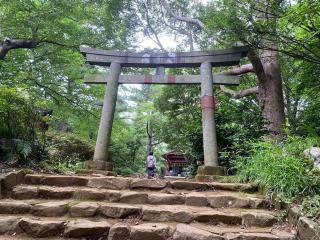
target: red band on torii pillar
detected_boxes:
[201,95,216,110]
[144,74,153,83]
[168,75,176,84]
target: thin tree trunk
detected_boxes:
[146,121,153,155]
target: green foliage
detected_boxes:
[234,136,320,202]
[46,132,94,162]
[300,195,320,221]
[201,0,320,64]
[38,160,84,174]
[0,85,42,163]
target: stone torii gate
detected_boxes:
[80,46,249,179]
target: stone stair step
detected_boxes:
[11,185,266,209]
[63,219,111,238]
[24,174,255,192]
[130,223,172,240]
[0,215,295,240]
[0,200,278,227]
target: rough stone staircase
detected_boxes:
[0,171,296,239]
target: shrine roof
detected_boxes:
[163,151,190,165]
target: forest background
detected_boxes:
[0,0,319,219]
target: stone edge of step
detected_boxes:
[0,215,296,240]
[23,174,256,192]
[11,184,267,209]
[0,199,278,227]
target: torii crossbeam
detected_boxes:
[80,46,249,179]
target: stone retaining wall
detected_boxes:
[288,206,320,240]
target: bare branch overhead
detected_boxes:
[159,0,205,29]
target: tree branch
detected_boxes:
[221,64,254,75]
[0,38,39,60]
[220,85,259,99]
[159,0,205,29]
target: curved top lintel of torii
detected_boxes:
[80,46,249,68]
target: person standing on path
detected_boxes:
[146,152,156,179]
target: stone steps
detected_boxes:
[11,185,267,209]
[0,172,296,239]
[24,174,255,192]
[0,214,295,239]
[0,199,278,227]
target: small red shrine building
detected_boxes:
[162,151,190,176]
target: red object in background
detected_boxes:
[162,151,190,168]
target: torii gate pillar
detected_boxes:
[85,62,121,171]
[196,62,226,179]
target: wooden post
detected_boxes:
[86,62,121,171]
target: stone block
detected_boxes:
[108,223,130,240]
[64,219,110,238]
[194,211,241,225]
[196,166,226,176]
[171,181,209,190]
[38,186,75,199]
[241,212,277,227]
[185,192,208,206]
[0,216,21,234]
[148,193,185,205]
[12,185,39,199]
[297,217,320,240]
[208,195,251,208]
[130,179,168,190]
[88,177,130,190]
[131,223,171,240]
[173,224,223,240]
[195,175,223,182]
[32,201,69,217]
[120,191,148,204]
[100,203,141,218]
[0,200,31,214]
[73,188,106,201]
[15,170,27,184]
[69,202,100,217]
[288,206,300,227]
[3,172,17,190]
[142,206,193,223]
[42,176,88,187]
[19,218,65,238]
[85,160,113,171]
[76,169,117,176]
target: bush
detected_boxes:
[300,195,320,221]
[0,85,45,164]
[234,136,320,202]
[46,132,94,164]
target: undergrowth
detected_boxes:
[233,135,320,203]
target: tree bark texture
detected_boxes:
[248,48,285,134]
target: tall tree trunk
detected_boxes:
[248,47,285,134]
[260,48,285,134]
